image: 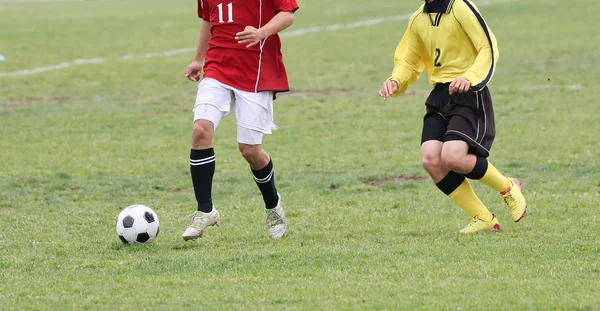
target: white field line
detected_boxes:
[2,58,107,76]
[0,0,516,78]
[280,14,414,38]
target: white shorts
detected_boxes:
[193,78,277,145]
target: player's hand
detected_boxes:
[184,60,203,82]
[235,26,266,48]
[449,77,471,95]
[379,80,399,101]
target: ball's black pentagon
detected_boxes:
[144,211,155,223]
[122,215,134,228]
[118,235,128,244]
[156,227,159,237]
[136,232,150,243]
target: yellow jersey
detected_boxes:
[388,0,499,95]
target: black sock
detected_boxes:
[190,148,215,213]
[464,156,489,180]
[435,171,466,196]
[252,159,279,209]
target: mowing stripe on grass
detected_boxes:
[0,0,518,77]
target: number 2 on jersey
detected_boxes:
[434,48,442,67]
[217,2,233,23]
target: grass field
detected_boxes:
[1,0,599,309]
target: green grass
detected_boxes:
[1,0,599,309]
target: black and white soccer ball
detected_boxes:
[116,204,160,244]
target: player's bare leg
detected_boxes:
[239,143,270,170]
[192,119,215,150]
[182,119,221,241]
[440,140,476,175]
[239,143,286,238]
[421,141,450,183]
[422,140,498,233]
[442,140,527,222]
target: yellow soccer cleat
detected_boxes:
[501,178,528,222]
[459,214,501,234]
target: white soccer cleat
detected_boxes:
[266,197,286,239]
[181,208,221,241]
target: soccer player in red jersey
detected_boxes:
[182,0,299,241]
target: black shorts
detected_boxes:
[420,83,496,157]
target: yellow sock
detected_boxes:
[478,162,511,192]
[449,180,493,222]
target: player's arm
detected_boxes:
[380,20,425,100]
[235,11,295,48]
[451,0,499,93]
[185,21,212,82]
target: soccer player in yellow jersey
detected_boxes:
[378,0,528,233]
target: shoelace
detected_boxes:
[467,217,480,227]
[266,210,283,227]
[178,213,208,227]
[178,213,195,222]
[503,194,516,209]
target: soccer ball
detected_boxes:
[116,204,160,244]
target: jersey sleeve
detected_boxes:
[388,16,425,97]
[454,0,499,91]
[272,0,299,13]
[197,0,210,21]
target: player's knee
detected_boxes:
[192,120,213,145]
[422,153,442,173]
[238,144,259,161]
[441,150,463,171]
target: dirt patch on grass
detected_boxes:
[363,174,428,186]
[2,97,80,109]
[24,97,79,103]
[0,207,16,211]
[564,163,585,168]
[153,188,183,200]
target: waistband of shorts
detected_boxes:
[434,82,451,88]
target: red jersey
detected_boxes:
[197,0,299,93]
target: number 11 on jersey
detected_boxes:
[217,2,233,23]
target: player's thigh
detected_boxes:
[440,139,470,162]
[445,113,490,157]
[445,89,495,157]
[421,112,447,145]
[233,89,276,144]
[421,140,444,162]
[193,78,235,130]
[237,127,265,145]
